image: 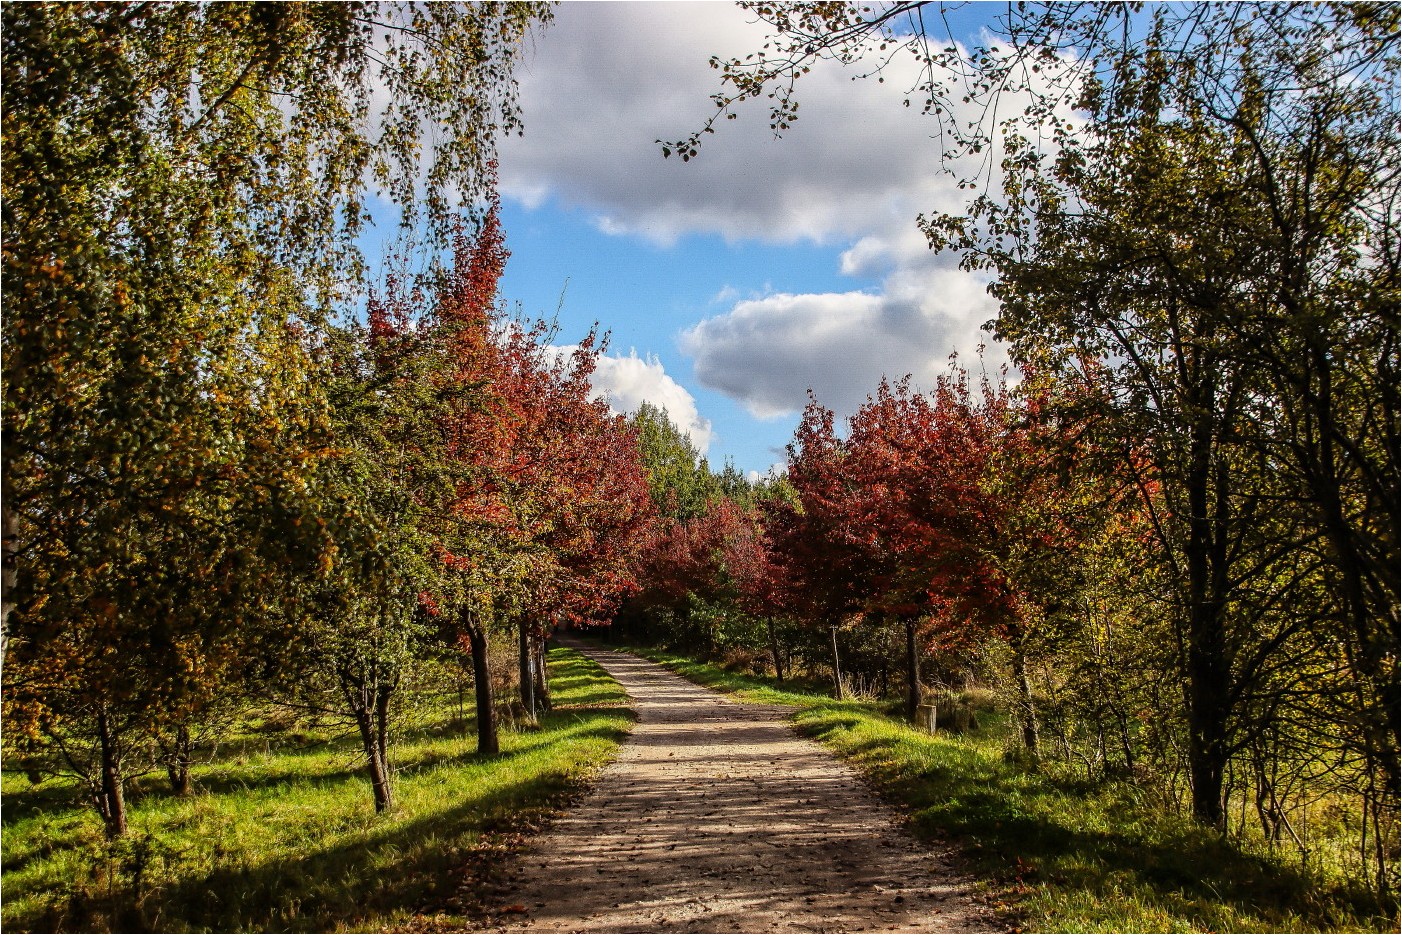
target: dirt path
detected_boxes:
[477,642,1001,934]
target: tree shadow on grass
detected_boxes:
[546,674,606,692]
[18,791,473,931]
[548,687,630,707]
[482,712,632,763]
[3,709,629,925]
[7,720,629,934]
[173,711,629,800]
[6,647,631,930]
[799,717,1384,931]
[5,730,458,831]
[2,774,88,828]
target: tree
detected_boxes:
[629,402,721,522]
[967,18,1399,834]
[411,207,520,758]
[723,501,794,681]
[838,375,1005,721]
[413,202,656,752]
[506,337,655,720]
[1,302,339,835]
[671,1,1398,849]
[779,398,881,698]
[800,369,1086,732]
[2,2,549,835]
[285,280,467,813]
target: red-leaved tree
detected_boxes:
[421,199,655,751]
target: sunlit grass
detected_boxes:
[622,642,1389,934]
[1,646,632,933]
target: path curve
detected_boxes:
[481,641,1000,934]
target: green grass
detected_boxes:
[1,646,632,933]
[619,643,1390,934]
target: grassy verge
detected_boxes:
[1,646,632,933]
[620,643,1386,934]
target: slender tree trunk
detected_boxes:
[159,722,192,796]
[96,706,127,838]
[766,616,786,683]
[1011,642,1039,757]
[341,664,395,813]
[1185,404,1231,830]
[518,621,536,720]
[1,495,16,668]
[904,616,921,722]
[534,635,552,712]
[374,681,393,784]
[466,618,499,755]
[353,702,394,813]
[830,624,845,699]
[1117,710,1137,774]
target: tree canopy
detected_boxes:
[654,0,1398,893]
[1,0,550,836]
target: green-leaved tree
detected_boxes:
[2,1,549,836]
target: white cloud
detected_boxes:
[746,462,789,484]
[555,346,714,452]
[680,263,1000,419]
[505,4,1077,423]
[710,285,740,305]
[499,3,988,246]
[838,225,933,279]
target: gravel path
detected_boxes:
[478,641,1000,934]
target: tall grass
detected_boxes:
[1,646,631,933]
[624,644,1390,933]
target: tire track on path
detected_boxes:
[480,640,1000,933]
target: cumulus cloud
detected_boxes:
[555,346,714,452]
[680,262,1000,420]
[500,2,984,246]
[505,4,1073,422]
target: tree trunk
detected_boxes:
[467,618,499,755]
[518,621,536,721]
[1184,400,1232,830]
[1,495,16,668]
[766,616,786,683]
[534,634,552,712]
[374,681,393,784]
[1185,598,1230,829]
[904,616,921,722]
[340,662,396,813]
[96,706,128,838]
[159,722,192,796]
[830,624,845,699]
[353,702,394,813]
[1012,642,1039,757]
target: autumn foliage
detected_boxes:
[359,197,655,757]
[621,363,1135,731]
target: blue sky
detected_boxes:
[496,201,873,475]
[487,2,1012,477]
